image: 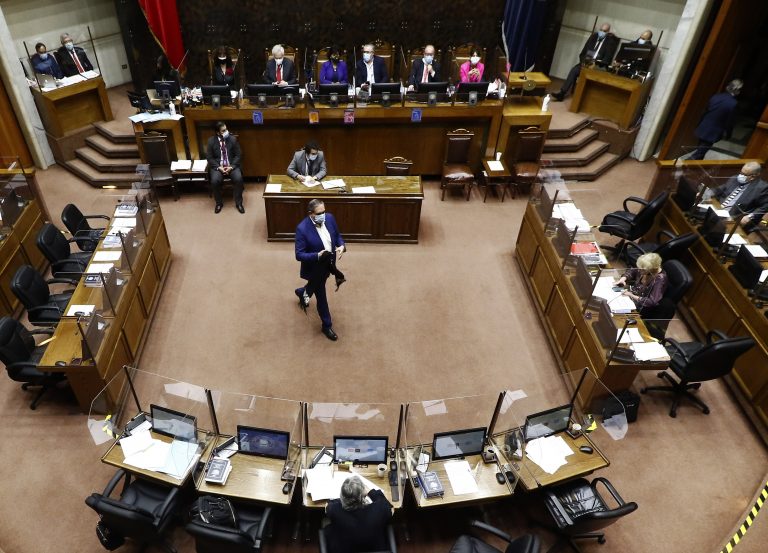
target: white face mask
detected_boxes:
[737,173,750,184]
[308,153,318,161]
[637,38,647,45]
[64,41,74,51]
[39,52,48,60]
[363,53,372,63]
[423,55,434,65]
[470,56,480,65]
[218,56,227,62]
[220,131,229,140]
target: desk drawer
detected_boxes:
[546,286,575,355]
[138,252,160,315]
[529,252,555,311]
[152,221,171,278]
[123,290,148,357]
[516,217,539,275]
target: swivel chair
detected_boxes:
[638,260,692,340]
[61,203,110,252]
[621,230,698,266]
[36,222,92,278]
[0,317,66,409]
[598,191,668,258]
[319,524,397,553]
[186,502,272,553]
[449,521,540,553]
[85,469,181,553]
[10,265,77,326]
[641,330,754,417]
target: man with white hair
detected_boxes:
[56,32,93,77]
[263,44,297,85]
[705,161,768,231]
[689,79,743,160]
[324,476,393,553]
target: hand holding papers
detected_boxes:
[303,465,381,501]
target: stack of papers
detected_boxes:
[93,251,122,262]
[525,435,573,474]
[264,183,282,193]
[119,429,200,480]
[617,328,644,343]
[110,218,136,230]
[114,204,138,217]
[487,160,504,171]
[170,160,192,171]
[128,112,184,123]
[592,277,636,313]
[192,160,207,172]
[745,245,768,259]
[302,178,320,188]
[632,341,670,361]
[724,234,748,245]
[443,460,478,495]
[303,465,381,501]
[86,263,114,274]
[322,179,347,190]
[552,202,591,233]
[352,186,376,194]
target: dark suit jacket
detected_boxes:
[205,135,242,171]
[408,58,441,87]
[713,176,768,222]
[295,213,345,280]
[355,56,389,85]
[56,46,93,77]
[263,58,297,84]
[325,489,392,553]
[695,92,739,143]
[579,32,619,66]
[213,64,235,87]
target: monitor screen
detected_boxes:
[592,298,619,349]
[553,219,575,259]
[236,425,290,459]
[729,246,763,289]
[456,81,489,97]
[318,83,349,96]
[154,80,180,98]
[432,427,487,460]
[698,207,726,247]
[417,81,449,94]
[274,85,299,96]
[572,256,594,300]
[614,43,653,65]
[150,404,198,442]
[201,85,232,105]
[246,83,275,97]
[333,435,388,464]
[674,175,700,211]
[371,82,401,95]
[524,405,572,441]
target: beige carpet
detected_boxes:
[0,90,765,553]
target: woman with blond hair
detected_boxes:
[615,252,668,309]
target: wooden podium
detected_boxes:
[570,67,651,129]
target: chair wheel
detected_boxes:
[598,536,606,544]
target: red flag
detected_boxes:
[138,0,185,70]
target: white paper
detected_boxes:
[93,251,122,262]
[322,179,347,190]
[170,160,192,171]
[81,70,100,79]
[111,218,136,228]
[192,160,208,172]
[761,270,768,283]
[302,178,320,188]
[304,466,381,501]
[264,183,282,193]
[724,234,748,245]
[714,209,731,218]
[487,160,504,171]
[86,263,114,274]
[617,328,644,344]
[66,304,95,317]
[59,75,85,86]
[352,186,376,194]
[745,245,768,259]
[123,440,170,471]
[608,296,636,314]
[443,460,479,495]
[632,341,670,361]
[160,440,200,479]
[119,430,153,458]
[525,435,574,475]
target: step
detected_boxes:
[75,147,142,173]
[552,152,620,181]
[95,119,136,145]
[85,134,139,159]
[65,159,143,188]
[547,111,591,139]
[543,128,599,153]
[541,140,609,167]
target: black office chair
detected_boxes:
[61,203,110,252]
[638,260,692,340]
[621,230,698,266]
[319,524,397,553]
[540,477,637,553]
[85,469,181,553]
[449,521,540,553]
[660,259,693,305]
[641,329,755,417]
[10,265,77,326]
[598,191,668,258]
[0,317,66,409]
[186,502,272,553]
[36,222,92,278]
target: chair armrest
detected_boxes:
[592,477,627,506]
[469,520,513,543]
[154,486,180,527]
[84,214,111,221]
[656,229,676,243]
[544,490,575,528]
[386,524,397,552]
[661,337,690,362]
[624,242,644,258]
[51,260,86,273]
[7,360,43,371]
[254,506,273,545]
[27,306,60,319]
[46,277,79,286]
[102,469,128,497]
[706,329,729,343]
[622,196,649,213]
[602,212,635,225]
[28,328,55,336]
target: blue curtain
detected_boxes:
[502,0,550,72]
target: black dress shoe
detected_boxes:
[335,277,346,291]
[295,289,309,314]
[551,91,565,101]
[236,204,245,214]
[214,204,223,214]
[321,327,338,341]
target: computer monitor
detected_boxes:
[318,83,349,96]
[246,83,276,97]
[524,404,572,441]
[728,246,764,289]
[0,188,22,227]
[201,85,232,105]
[333,435,388,464]
[674,175,701,212]
[553,219,576,259]
[153,80,180,98]
[150,404,198,442]
[417,81,448,94]
[236,425,290,460]
[274,85,300,96]
[698,207,726,247]
[432,427,487,460]
[455,81,489,102]
[371,82,401,95]
[614,43,654,68]
[592,298,619,349]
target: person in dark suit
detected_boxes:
[633,30,654,46]
[205,121,245,214]
[688,79,742,160]
[56,33,93,77]
[355,43,389,91]
[212,46,235,87]
[295,199,346,341]
[324,476,393,553]
[31,42,63,79]
[552,23,619,100]
[704,161,768,231]
[319,45,348,84]
[263,44,297,85]
[407,44,441,89]
[287,140,327,183]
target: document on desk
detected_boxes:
[81,70,100,79]
[444,460,479,495]
[119,429,153,458]
[304,465,381,501]
[66,304,95,317]
[632,341,670,361]
[724,233,748,245]
[487,160,504,171]
[170,160,192,171]
[264,183,282,193]
[352,186,376,194]
[745,245,768,258]
[93,251,122,262]
[761,270,768,283]
[617,328,644,344]
[191,160,208,172]
[525,435,573,475]
[86,263,114,274]
[159,439,201,479]
[111,217,136,228]
[123,440,170,472]
[302,178,320,188]
[322,179,347,190]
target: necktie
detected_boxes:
[721,184,746,208]
[276,63,282,82]
[72,51,85,73]
[422,63,429,83]
[220,140,229,166]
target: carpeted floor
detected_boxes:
[0,88,765,553]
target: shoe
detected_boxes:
[322,327,338,341]
[214,204,223,214]
[295,289,309,314]
[236,204,245,214]
[335,276,346,291]
[551,91,565,102]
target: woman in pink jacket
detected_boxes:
[459,49,485,82]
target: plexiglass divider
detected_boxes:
[0,157,31,231]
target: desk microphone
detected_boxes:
[309,446,327,468]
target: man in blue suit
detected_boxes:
[295,199,346,341]
[689,79,742,160]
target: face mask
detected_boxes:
[65,42,74,51]
[308,153,318,161]
[220,131,229,140]
[218,56,227,62]
[363,53,372,63]
[423,55,434,65]
[737,173,750,184]
[274,56,283,63]
[597,31,607,39]
[470,56,480,65]
[313,213,325,225]
[331,56,339,62]
[39,53,48,60]
[637,38,646,45]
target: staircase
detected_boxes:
[541,111,620,181]
[64,120,143,188]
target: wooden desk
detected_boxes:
[506,72,553,104]
[264,175,423,243]
[570,67,651,130]
[132,118,187,161]
[0,200,46,317]
[31,77,113,138]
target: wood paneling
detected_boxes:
[0,76,33,167]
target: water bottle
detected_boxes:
[542,94,551,112]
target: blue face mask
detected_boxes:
[313,213,326,225]
[39,52,48,60]
[65,41,74,51]
[597,31,607,39]
[363,53,372,63]
[423,55,434,65]
[308,153,318,161]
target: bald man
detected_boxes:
[634,30,654,46]
[704,162,768,231]
[553,23,619,101]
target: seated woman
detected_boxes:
[459,48,485,83]
[325,476,392,553]
[149,54,179,89]
[212,46,235,87]
[319,46,348,85]
[615,252,668,311]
